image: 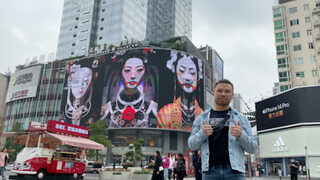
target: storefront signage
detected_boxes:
[256,86,320,132]
[6,65,42,102]
[272,136,288,152]
[47,120,88,138]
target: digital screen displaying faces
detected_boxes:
[60,48,204,131]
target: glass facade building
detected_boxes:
[56,0,192,60]
[3,62,67,132]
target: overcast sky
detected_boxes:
[0,0,278,110]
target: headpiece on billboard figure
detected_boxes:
[101,49,158,128]
[65,64,93,126]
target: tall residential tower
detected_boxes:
[273,0,320,92]
[56,0,192,60]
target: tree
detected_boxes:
[124,138,144,166]
[88,120,112,161]
[5,122,24,161]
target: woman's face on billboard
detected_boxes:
[71,67,92,99]
[122,58,145,89]
[176,56,197,93]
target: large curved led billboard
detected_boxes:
[60,48,204,131]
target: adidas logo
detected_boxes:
[272,136,289,152]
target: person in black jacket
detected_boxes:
[193,150,202,180]
[152,151,164,180]
[176,153,186,180]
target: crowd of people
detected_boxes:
[151,151,190,180]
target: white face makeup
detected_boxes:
[70,67,92,99]
[122,58,145,89]
[176,56,197,93]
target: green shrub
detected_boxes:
[133,170,151,174]
[113,172,122,175]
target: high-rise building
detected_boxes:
[56,0,192,60]
[273,0,320,92]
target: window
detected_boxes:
[292,32,300,38]
[275,32,286,42]
[289,7,297,13]
[294,57,304,65]
[99,36,103,40]
[71,52,74,55]
[307,29,312,36]
[75,17,79,20]
[308,42,314,49]
[74,26,78,29]
[310,56,316,63]
[293,44,302,51]
[279,71,288,82]
[274,20,285,30]
[290,19,299,26]
[278,58,289,68]
[305,17,310,23]
[100,27,103,31]
[73,34,77,38]
[102,9,105,12]
[277,45,287,55]
[273,7,284,18]
[280,85,290,92]
[312,70,318,77]
[72,43,75,46]
[101,18,104,21]
[304,4,309,10]
[296,72,305,78]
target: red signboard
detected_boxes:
[47,120,89,138]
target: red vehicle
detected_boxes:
[12,120,104,180]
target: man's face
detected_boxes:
[176,56,197,93]
[122,58,145,89]
[214,83,233,107]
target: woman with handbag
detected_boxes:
[152,151,163,180]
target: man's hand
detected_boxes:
[230,120,242,138]
[202,120,213,136]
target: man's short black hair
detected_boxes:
[215,79,234,90]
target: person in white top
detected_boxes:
[168,155,175,180]
[0,148,9,180]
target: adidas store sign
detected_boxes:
[272,136,289,152]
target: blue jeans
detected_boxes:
[0,166,4,179]
[203,165,245,180]
[164,168,168,180]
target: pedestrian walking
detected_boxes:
[193,150,202,180]
[152,151,164,180]
[188,79,258,180]
[176,153,186,180]
[289,158,299,180]
[162,153,170,180]
[0,148,9,180]
[278,167,282,179]
[173,155,178,180]
[168,155,175,180]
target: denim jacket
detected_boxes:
[188,108,258,173]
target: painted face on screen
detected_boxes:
[71,67,93,99]
[176,56,197,93]
[122,58,145,89]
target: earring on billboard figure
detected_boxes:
[101,49,158,128]
[65,64,93,126]
[157,51,204,131]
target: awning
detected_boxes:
[46,132,104,150]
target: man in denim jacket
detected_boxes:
[188,79,258,180]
